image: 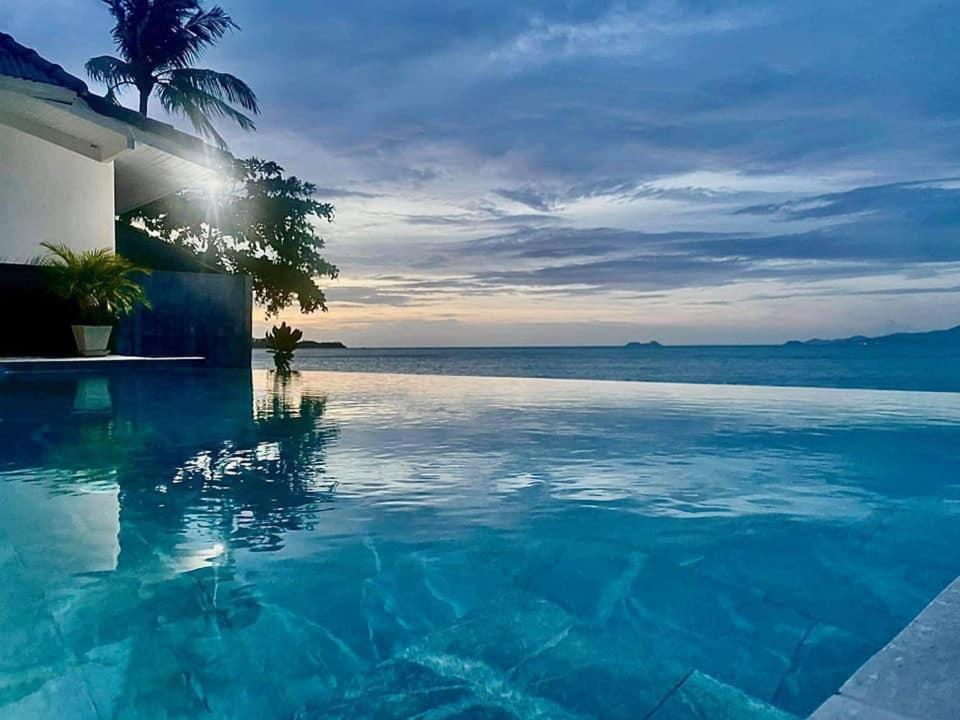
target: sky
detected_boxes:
[4,0,960,346]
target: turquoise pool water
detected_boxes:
[1,369,959,718]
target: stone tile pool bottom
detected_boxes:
[1,370,959,719]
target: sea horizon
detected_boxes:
[253,340,960,394]
[288,340,934,350]
[289,322,960,351]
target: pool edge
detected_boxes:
[810,575,960,719]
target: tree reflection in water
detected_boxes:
[0,369,339,549]
[166,370,340,552]
[0,369,347,716]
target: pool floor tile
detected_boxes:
[0,668,102,720]
[647,670,798,720]
[324,657,527,719]
[415,592,575,672]
[513,536,648,623]
[769,622,876,715]
[511,626,692,719]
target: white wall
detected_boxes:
[0,123,114,263]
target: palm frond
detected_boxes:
[85,55,136,91]
[184,5,237,48]
[157,76,257,149]
[156,82,226,148]
[167,67,259,112]
[101,0,130,50]
[101,0,225,67]
[149,2,237,68]
[160,1,236,67]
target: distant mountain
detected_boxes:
[625,341,663,348]
[252,338,347,349]
[298,340,348,349]
[785,325,960,348]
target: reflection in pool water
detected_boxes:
[0,369,959,718]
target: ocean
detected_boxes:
[253,344,960,393]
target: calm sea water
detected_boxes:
[1,368,959,718]
[253,344,960,392]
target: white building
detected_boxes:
[0,30,228,262]
[0,32,251,366]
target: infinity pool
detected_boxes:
[1,370,959,718]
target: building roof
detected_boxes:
[0,31,233,211]
[0,31,226,153]
[0,31,89,95]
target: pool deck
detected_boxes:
[811,576,960,719]
[0,355,206,372]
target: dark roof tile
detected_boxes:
[0,31,231,163]
[0,31,89,94]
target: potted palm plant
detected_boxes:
[40,242,151,357]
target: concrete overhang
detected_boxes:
[0,76,232,212]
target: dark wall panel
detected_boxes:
[116,271,252,368]
[0,263,251,367]
[0,263,75,356]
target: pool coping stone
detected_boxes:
[810,576,960,720]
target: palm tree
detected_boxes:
[85,0,259,149]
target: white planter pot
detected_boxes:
[71,325,113,357]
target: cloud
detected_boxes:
[493,187,556,212]
[325,286,414,306]
[735,178,960,224]
[460,226,730,260]
[486,4,763,66]
[476,255,750,291]
[313,187,385,199]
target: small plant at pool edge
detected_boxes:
[265,322,302,372]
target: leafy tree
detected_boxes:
[86,0,259,148]
[120,157,339,317]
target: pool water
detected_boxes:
[1,370,959,718]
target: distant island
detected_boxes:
[785,325,960,348]
[625,341,663,348]
[252,338,347,349]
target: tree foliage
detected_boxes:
[86,0,258,148]
[120,157,339,317]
